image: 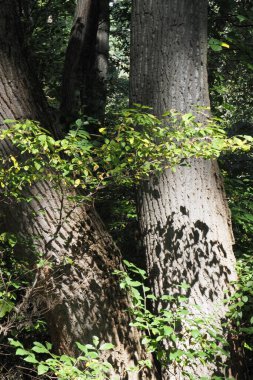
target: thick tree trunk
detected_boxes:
[0,2,157,378]
[130,1,237,378]
[60,0,109,126]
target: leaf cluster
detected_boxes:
[1,107,252,203]
[9,338,115,380]
[115,261,229,379]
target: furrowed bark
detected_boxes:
[0,1,157,378]
[130,1,237,378]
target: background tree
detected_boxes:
[60,0,110,126]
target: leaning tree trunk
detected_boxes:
[0,2,157,378]
[60,0,109,127]
[130,0,237,378]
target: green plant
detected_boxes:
[1,107,252,202]
[114,261,229,379]
[226,254,253,352]
[9,337,116,380]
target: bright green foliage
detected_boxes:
[1,108,252,202]
[9,338,116,380]
[114,261,229,379]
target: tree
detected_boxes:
[0,2,156,378]
[60,0,110,126]
[130,0,237,378]
[1,0,252,378]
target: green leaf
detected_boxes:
[23,355,38,364]
[8,339,23,348]
[16,348,30,356]
[99,343,115,351]
[241,327,253,334]
[190,329,201,338]
[76,341,89,353]
[32,342,50,354]
[46,342,52,350]
[236,14,247,22]
[87,351,99,359]
[60,355,73,364]
[146,294,157,300]
[0,300,15,318]
[169,351,179,360]
[32,346,49,354]
[3,119,16,124]
[37,364,49,375]
[75,119,83,128]
[129,281,142,287]
[163,326,174,336]
[209,38,223,52]
[34,161,41,170]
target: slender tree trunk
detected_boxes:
[130,1,237,378]
[0,2,157,378]
[81,0,109,123]
[60,0,109,127]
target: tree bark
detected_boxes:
[81,0,109,123]
[0,2,157,378]
[60,0,109,127]
[130,1,237,378]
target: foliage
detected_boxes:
[114,261,230,379]
[227,176,253,255]
[208,0,253,123]
[222,152,253,363]
[0,1,252,378]
[20,0,75,106]
[0,233,20,320]
[9,338,116,379]
[109,0,131,74]
[1,108,252,202]
[227,254,253,352]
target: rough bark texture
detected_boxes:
[0,2,157,378]
[130,1,237,378]
[60,0,109,126]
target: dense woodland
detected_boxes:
[0,0,253,379]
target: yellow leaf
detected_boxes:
[74,179,81,187]
[221,42,230,48]
[10,155,19,168]
[99,127,106,134]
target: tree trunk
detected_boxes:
[81,0,109,123]
[0,2,157,378]
[130,1,237,378]
[60,0,109,127]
